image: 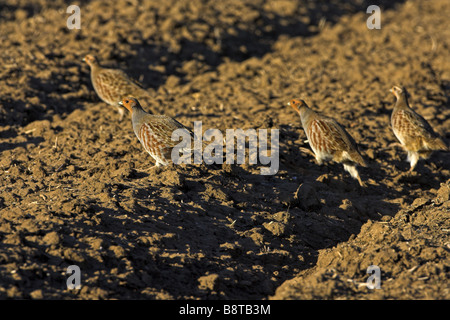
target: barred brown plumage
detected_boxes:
[83,54,152,121]
[390,86,448,172]
[289,99,366,186]
[119,97,193,167]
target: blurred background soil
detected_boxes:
[0,0,449,299]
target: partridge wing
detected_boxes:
[392,109,437,145]
[96,69,147,102]
[316,117,365,166]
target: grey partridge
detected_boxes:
[289,99,366,186]
[390,85,448,172]
[83,54,152,121]
[119,97,193,167]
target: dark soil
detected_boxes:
[0,0,449,299]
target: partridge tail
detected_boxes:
[418,150,433,159]
[349,150,366,167]
[429,137,448,151]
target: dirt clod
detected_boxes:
[0,0,449,300]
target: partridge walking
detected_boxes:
[390,86,448,172]
[119,97,193,167]
[83,54,152,121]
[289,99,366,186]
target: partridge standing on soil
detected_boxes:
[390,86,448,172]
[83,54,152,121]
[119,97,193,167]
[289,99,366,186]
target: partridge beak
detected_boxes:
[288,102,301,114]
[82,57,86,62]
[118,101,123,106]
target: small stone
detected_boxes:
[263,221,286,236]
[30,289,43,299]
[43,231,60,246]
[198,274,220,291]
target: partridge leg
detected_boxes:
[407,151,419,173]
[343,163,366,187]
